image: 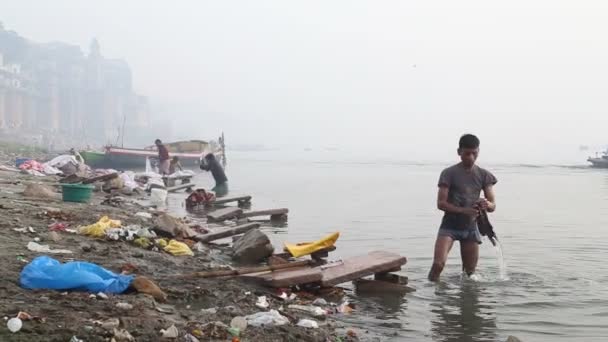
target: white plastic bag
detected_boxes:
[150,188,168,206]
[245,310,289,327]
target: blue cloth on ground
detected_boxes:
[20,256,134,294]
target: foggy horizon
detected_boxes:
[1,0,608,164]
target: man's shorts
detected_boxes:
[438,227,482,244]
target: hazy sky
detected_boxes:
[1,1,608,163]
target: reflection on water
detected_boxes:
[431,278,497,342]
[165,155,608,341]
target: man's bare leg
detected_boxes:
[460,241,479,276]
[428,236,454,281]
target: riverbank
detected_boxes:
[0,167,356,341]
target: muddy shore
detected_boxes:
[0,168,358,342]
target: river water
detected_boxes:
[175,151,608,342]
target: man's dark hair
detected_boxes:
[459,134,480,149]
[155,139,162,144]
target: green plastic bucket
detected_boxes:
[61,183,94,203]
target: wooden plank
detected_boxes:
[212,195,252,205]
[207,207,243,221]
[320,251,407,287]
[240,267,322,287]
[353,279,415,295]
[82,172,119,184]
[195,222,259,242]
[240,208,289,218]
[166,183,195,193]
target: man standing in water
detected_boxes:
[200,153,229,197]
[428,134,497,281]
[155,139,170,175]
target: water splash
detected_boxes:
[494,239,509,280]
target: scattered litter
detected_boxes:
[48,222,68,232]
[337,301,354,314]
[79,216,121,238]
[256,296,269,309]
[193,242,206,253]
[154,304,175,314]
[113,328,135,341]
[33,237,41,242]
[49,231,61,242]
[135,212,153,219]
[227,327,240,337]
[96,292,109,300]
[279,292,297,301]
[201,307,217,315]
[116,303,133,311]
[20,256,134,294]
[183,334,200,342]
[246,310,290,327]
[312,298,328,306]
[163,239,194,256]
[7,317,22,333]
[133,237,151,249]
[27,241,73,254]
[297,319,319,328]
[230,316,248,331]
[288,304,327,318]
[69,336,83,342]
[160,324,179,338]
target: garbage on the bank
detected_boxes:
[337,300,354,314]
[255,296,270,309]
[185,189,216,208]
[297,319,319,329]
[160,324,179,338]
[288,304,327,318]
[23,183,57,199]
[27,241,73,254]
[245,310,290,327]
[135,212,153,219]
[116,302,134,310]
[113,328,135,341]
[163,239,194,256]
[133,237,152,249]
[7,317,22,333]
[284,232,340,258]
[20,256,134,294]
[151,188,168,206]
[79,216,122,238]
[230,316,248,331]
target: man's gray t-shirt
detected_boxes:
[438,163,497,230]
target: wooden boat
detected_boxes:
[588,149,608,168]
[81,138,225,169]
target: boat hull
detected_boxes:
[588,157,608,168]
[81,148,202,169]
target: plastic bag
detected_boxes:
[79,216,122,238]
[151,188,168,206]
[163,240,194,256]
[20,256,134,294]
[245,310,289,327]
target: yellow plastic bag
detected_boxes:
[163,240,194,256]
[284,232,340,258]
[79,216,122,238]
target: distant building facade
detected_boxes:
[0,25,150,148]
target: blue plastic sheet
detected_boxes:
[20,256,134,294]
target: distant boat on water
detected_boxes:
[81,137,225,170]
[587,148,608,168]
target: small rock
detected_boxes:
[312,298,328,306]
[100,318,120,330]
[201,307,217,315]
[160,324,178,338]
[49,231,61,242]
[116,302,133,310]
[113,328,135,341]
[232,229,274,263]
[96,292,109,300]
[33,237,41,242]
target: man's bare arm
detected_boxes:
[481,185,496,212]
